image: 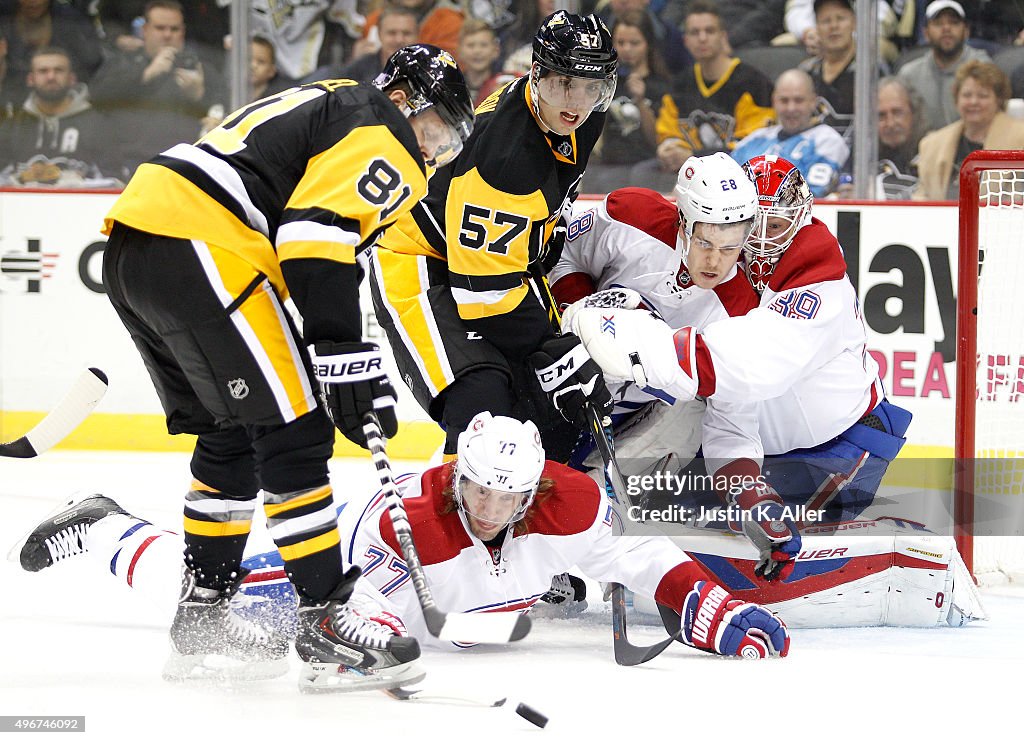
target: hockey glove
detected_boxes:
[731,479,802,581]
[568,307,700,401]
[682,581,790,659]
[529,334,612,430]
[559,287,643,335]
[536,214,569,273]
[311,341,398,448]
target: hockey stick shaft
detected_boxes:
[529,266,679,664]
[0,368,108,458]
[361,413,530,644]
[586,404,682,665]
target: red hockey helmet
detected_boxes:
[741,154,813,259]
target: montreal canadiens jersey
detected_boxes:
[104,79,427,299]
[377,76,605,356]
[549,188,758,411]
[700,218,884,462]
[338,461,703,650]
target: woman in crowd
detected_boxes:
[915,60,1024,200]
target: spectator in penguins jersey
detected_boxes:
[0,47,124,186]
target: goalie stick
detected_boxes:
[361,412,532,644]
[530,265,679,665]
[0,368,108,458]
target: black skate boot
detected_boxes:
[16,494,128,572]
[537,573,588,617]
[163,565,290,682]
[295,567,424,693]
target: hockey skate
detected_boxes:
[13,493,127,572]
[163,566,290,682]
[535,573,589,618]
[295,568,424,693]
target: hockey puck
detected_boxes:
[515,702,548,728]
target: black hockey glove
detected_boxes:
[311,341,398,448]
[536,215,568,273]
[529,334,612,430]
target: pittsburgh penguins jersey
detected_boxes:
[377,76,605,357]
[655,59,774,155]
[105,79,427,304]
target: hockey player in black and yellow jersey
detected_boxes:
[370,11,616,460]
[101,45,474,692]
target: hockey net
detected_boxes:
[955,151,1024,585]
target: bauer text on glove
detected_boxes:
[311,341,398,448]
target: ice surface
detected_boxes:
[2,452,1021,742]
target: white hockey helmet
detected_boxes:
[674,153,758,263]
[455,412,545,526]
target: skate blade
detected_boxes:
[298,660,425,694]
[6,492,94,567]
[529,599,589,619]
[162,652,289,683]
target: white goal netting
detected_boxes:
[969,168,1024,584]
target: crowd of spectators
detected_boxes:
[2,0,1024,200]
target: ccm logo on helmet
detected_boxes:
[574,63,603,71]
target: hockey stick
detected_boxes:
[0,368,108,458]
[529,265,679,664]
[386,686,548,728]
[361,412,531,644]
[585,403,681,666]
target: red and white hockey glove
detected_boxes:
[723,460,802,581]
[682,581,790,659]
[567,307,701,401]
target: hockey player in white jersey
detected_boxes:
[15,413,792,670]
[567,154,913,583]
[549,151,759,478]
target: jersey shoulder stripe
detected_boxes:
[378,466,473,565]
[767,218,848,291]
[524,462,603,538]
[604,188,678,247]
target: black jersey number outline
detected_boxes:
[458,204,529,256]
[357,159,413,221]
[199,88,325,155]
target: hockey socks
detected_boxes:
[86,513,183,616]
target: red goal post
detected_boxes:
[955,150,1024,584]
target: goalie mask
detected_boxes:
[454,412,545,537]
[741,155,813,292]
[674,152,758,266]
[530,11,618,124]
[374,44,475,168]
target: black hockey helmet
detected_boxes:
[374,44,475,166]
[533,11,617,80]
[531,11,617,112]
